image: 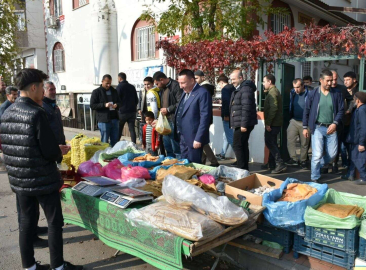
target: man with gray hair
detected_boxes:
[0,86,18,122]
[43,81,66,145]
[287,78,310,169]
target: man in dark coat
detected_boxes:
[229,69,258,171]
[116,72,138,144]
[344,92,366,185]
[0,68,82,270]
[174,69,212,163]
[0,86,18,122]
[90,74,121,147]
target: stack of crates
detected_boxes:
[293,226,359,270]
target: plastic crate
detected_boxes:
[360,237,366,261]
[293,235,355,270]
[263,219,306,236]
[305,226,359,254]
[249,223,293,254]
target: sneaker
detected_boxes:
[52,262,84,270]
[35,261,50,270]
[320,167,328,174]
[271,163,287,174]
[33,237,48,249]
[260,163,275,170]
[286,159,298,166]
[37,226,48,236]
[355,179,366,185]
[300,161,308,169]
[341,175,354,181]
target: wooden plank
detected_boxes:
[190,223,257,256]
[228,239,283,259]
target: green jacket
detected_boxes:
[264,85,283,127]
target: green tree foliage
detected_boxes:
[141,0,287,44]
[0,0,22,83]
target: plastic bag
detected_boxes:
[77,160,103,177]
[126,201,224,241]
[199,174,216,184]
[209,165,249,182]
[119,178,146,188]
[304,189,366,230]
[262,178,328,227]
[121,165,150,182]
[102,159,124,180]
[156,113,171,135]
[118,153,165,168]
[162,175,248,226]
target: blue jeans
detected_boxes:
[311,125,338,180]
[221,131,228,156]
[163,121,181,158]
[98,119,119,147]
[223,120,233,145]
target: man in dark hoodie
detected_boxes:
[229,69,258,171]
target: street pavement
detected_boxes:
[0,127,365,270]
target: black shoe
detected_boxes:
[300,161,308,169]
[355,179,366,185]
[332,163,339,174]
[320,167,328,174]
[231,161,237,166]
[210,163,220,167]
[286,159,298,166]
[33,237,48,249]
[37,226,48,236]
[54,261,84,270]
[260,163,275,170]
[341,174,354,181]
[35,261,50,270]
[271,163,287,174]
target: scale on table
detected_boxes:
[81,176,120,186]
[100,191,153,209]
[72,182,109,197]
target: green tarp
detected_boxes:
[61,188,184,270]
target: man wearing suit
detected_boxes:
[175,69,212,163]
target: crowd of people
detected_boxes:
[0,65,365,270]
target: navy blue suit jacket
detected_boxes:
[174,84,212,147]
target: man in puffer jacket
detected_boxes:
[1,68,83,270]
[229,69,258,171]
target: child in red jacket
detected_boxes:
[142,111,159,156]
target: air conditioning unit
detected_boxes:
[46,16,58,29]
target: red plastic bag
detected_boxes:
[77,161,103,177]
[199,174,216,184]
[103,159,124,180]
[121,165,150,182]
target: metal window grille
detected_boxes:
[271,13,291,34]
[54,49,64,72]
[15,12,25,31]
[54,0,62,17]
[302,62,311,77]
[79,0,87,6]
[136,26,155,60]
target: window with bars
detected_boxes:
[302,62,311,77]
[14,11,26,31]
[270,13,291,34]
[73,0,89,9]
[53,42,65,72]
[136,26,156,60]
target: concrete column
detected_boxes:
[91,0,118,85]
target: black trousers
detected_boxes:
[233,126,254,170]
[16,196,39,240]
[118,112,137,144]
[17,191,64,268]
[264,126,283,166]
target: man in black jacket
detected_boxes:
[153,71,182,158]
[229,69,258,171]
[116,72,138,144]
[90,74,121,146]
[1,68,82,270]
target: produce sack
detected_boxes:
[77,160,103,177]
[102,159,123,180]
[162,175,248,226]
[305,189,366,230]
[149,158,190,179]
[97,141,145,166]
[156,113,171,135]
[209,165,249,182]
[118,152,165,168]
[126,201,224,241]
[121,165,150,181]
[263,178,328,227]
[156,165,198,183]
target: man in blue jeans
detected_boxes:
[90,74,121,146]
[303,69,344,182]
[153,71,182,158]
[217,74,235,159]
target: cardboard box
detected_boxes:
[225,173,283,206]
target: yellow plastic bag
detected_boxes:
[156,113,171,135]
